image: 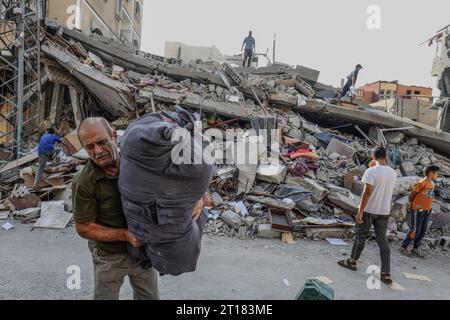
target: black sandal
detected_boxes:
[380,273,393,285]
[338,259,357,271]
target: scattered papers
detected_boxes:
[309,276,334,285]
[403,272,431,282]
[326,238,348,246]
[228,201,248,217]
[207,209,221,220]
[2,222,14,231]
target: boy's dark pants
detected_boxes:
[402,210,431,249]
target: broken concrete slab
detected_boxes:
[400,161,417,177]
[0,209,9,220]
[11,207,41,221]
[394,176,422,196]
[384,131,405,144]
[391,204,407,222]
[423,237,439,246]
[41,44,135,117]
[53,186,73,212]
[305,228,350,240]
[326,187,360,214]
[326,139,355,160]
[438,236,450,248]
[33,201,72,229]
[258,224,281,239]
[220,210,242,230]
[430,212,450,229]
[245,195,295,210]
[237,226,247,240]
[151,87,263,120]
[302,99,450,157]
[0,153,38,175]
[256,164,287,184]
[286,176,329,203]
[236,163,257,195]
[244,216,255,227]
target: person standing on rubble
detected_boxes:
[33,128,64,191]
[340,64,363,98]
[338,147,397,285]
[241,30,256,68]
[71,118,159,300]
[399,165,440,259]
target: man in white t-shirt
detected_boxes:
[338,147,397,285]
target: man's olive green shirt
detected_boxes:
[72,160,127,254]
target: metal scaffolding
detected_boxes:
[0,0,42,158]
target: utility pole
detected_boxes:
[272,33,276,65]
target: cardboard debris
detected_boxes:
[6,193,41,211]
[62,130,83,155]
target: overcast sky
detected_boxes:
[142,0,449,94]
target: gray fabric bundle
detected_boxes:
[118,107,214,276]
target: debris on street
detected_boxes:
[0,21,449,255]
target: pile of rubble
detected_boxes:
[1,22,449,249]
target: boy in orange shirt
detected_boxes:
[399,165,439,258]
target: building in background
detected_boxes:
[355,81,437,128]
[356,81,433,104]
[45,0,144,49]
[165,42,224,64]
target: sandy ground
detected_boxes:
[1,222,449,300]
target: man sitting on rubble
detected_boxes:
[340,64,363,99]
[33,127,64,191]
[241,30,256,68]
[338,147,397,285]
[71,118,161,300]
[400,165,440,259]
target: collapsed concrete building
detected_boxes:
[1,21,450,245]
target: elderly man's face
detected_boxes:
[79,124,119,168]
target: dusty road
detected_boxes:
[1,222,449,300]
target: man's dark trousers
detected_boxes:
[351,212,391,274]
[243,49,253,67]
[341,79,353,98]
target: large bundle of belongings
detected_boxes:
[118,107,214,276]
